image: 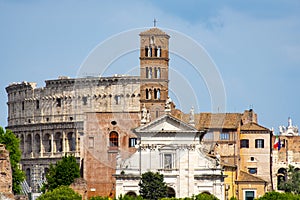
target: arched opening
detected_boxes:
[154,89,157,99]
[148,67,152,78]
[125,191,137,197]
[145,47,149,57]
[157,67,161,78]
[167,187,176,198]
[55,132,63,152]
[43,133,51,153]
[109,131,118,147]
[67,132,76,151]
[26,134,32,154]
[157,89,160,100]
[26,168,31,187]
[20,134,24,153]
[34,134,41,153]
[201,191,211,195]
[146,89,149,100]
[277,168,287,190]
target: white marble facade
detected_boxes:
[115,114,225,199]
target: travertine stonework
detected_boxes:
[5,76,140,192]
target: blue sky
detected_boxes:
[1,0,300,132]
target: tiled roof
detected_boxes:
[139,28,169,36]
[175,112,242,130]
[241,122,270,132]
[236,171,267,183]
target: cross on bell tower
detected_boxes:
[153,18,157,27]
[139,27,170,120]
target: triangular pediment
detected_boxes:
[135,114,198,133]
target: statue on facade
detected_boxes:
[165,96,172,113]
[141,104,147,124]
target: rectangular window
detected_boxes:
[203,132,214,141]
[164,154,172,169]
[36,100,40,109]
[82,97,87,105]
[88,137,94,148]
[115,95,121,105]
[244,190,255,200]
[240,139,249,148]
[129,138,137,147]
[56,98,61,107]
[220,132,230,140]
[22,101,24,110]
[255,139,264,148]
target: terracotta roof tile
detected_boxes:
[174,112,242,130]
[241,122,270,132]
[237,171,267,182]
[139,28,169,36]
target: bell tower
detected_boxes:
[139,28,170,120]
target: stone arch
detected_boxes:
[67,132,76,151]
[277,168,287,190]
[26,134,32,154]
[201,191,211,195]
[167,187,176,198]
[34,133,41,153]
[43,133,51,153]
[20,134,24,153]
[26,168,31,187]
[55,132,63,152]
[125,191,137,197]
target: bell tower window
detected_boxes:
[145,47,149,57]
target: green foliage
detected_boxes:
[37,185,81,200]
[256,191,300,200]
[229,197,237,200]
[118,194,143,200]
[0,127,25,194]
[279,165,300,194]
[89,196,110,200]
[139,171,167,200]
[195,193,219,200]
[42,155,80,192]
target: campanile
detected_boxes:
[139,28,170,120]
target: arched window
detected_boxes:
[167,187,176,198]
[157,89,160,100]
[34,134,41,153]
[145,47,149,57]
[109,132,118,147]
[157,67,161,78]
[148,67,152,78]
[154,89,157,99]
[20,134,24,153]
[26,168,31,187]
[43,133,51,152]
[55,132,63,152]
[67,132,76,151]
[146,67,149,78]
[157,47,161,57]
[277,168,287,190]
[146,89,149,100]
[26,134,32,154]
[154,67,157,78]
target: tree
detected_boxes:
[42,155,80,192]
[279,165,300,194]
[195,193,219,200]
[256,191,300,200]
[139,171,167,200]
[0,127,25,194]
[37,185,81,200]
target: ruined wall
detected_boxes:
[0,144,14,199]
